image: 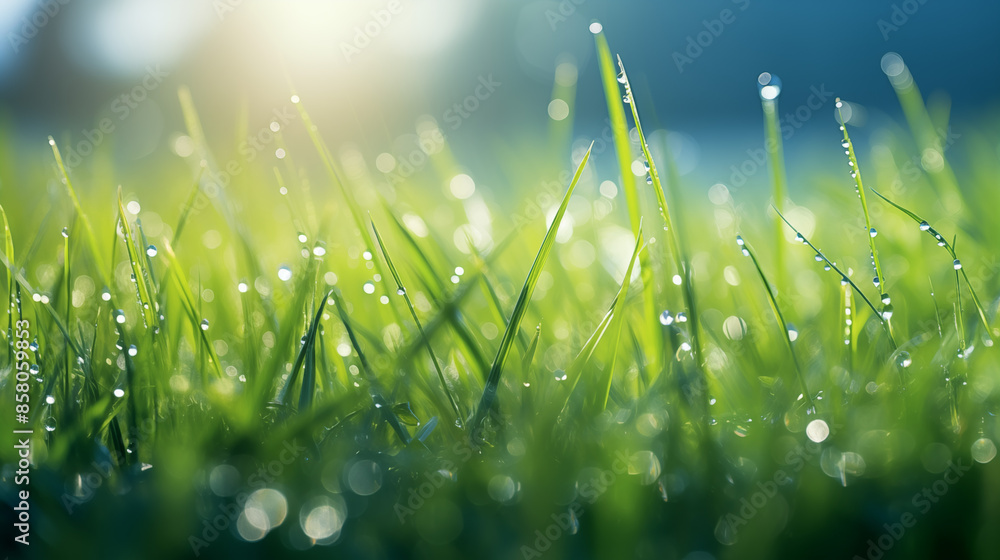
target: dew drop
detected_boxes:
[881,293,891,305]
[363,281,376,294]
[795,233,805,243]
[953,259,962,270]
[102,289,112,302]
[881,304,894,320]
[146,245,157,257]
[44,417,57,431]
[659,311,674,326]
[787,324,799,342]
[623,95,631,104]
[45,395,55,405]
[872,277,880,289]
[114,388,125,398]
[278,265,293,281]
[61,227,69,238]
[919,221,930,231]
[238,281,249,293]
[869,228,878,238]
[676,312,688,323]
[115,310,126,324]
[554,370,568,381]
[896,351,912,368]
[128,344,138,357]
[200,319,210,331]
[297,232,308,243]
[972,438,997,464]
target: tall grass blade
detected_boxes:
[468,143,593,441]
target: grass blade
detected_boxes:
[736,234,812,405]
[370,217,464,427]
[468,143,593,441]
[871,188,992,342]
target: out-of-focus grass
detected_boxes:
[0,33,999,560]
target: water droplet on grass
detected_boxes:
[972,438,997,464]
[238,281,249,293]
[363,281,375,294]
[146,245,157,257]
[919,221,930,231]
[396,287,406,296]
[554,370,567,381]
[44,417,57,431]
[278,266,293,281]
[61,227,69,238]
[297,232,308,243]
[787,324,799,341]
[869,228,878,238]
[128,344,138,357]
[953,259,962,270]
[114,388,125,398]
[102,289,112,301]
[896,351,912,368]
[659,311,674,325]
[200,319,210,331]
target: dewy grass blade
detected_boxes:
[370,217,465,427]
[871,188,992,343]
[468,143,593,441]
[48,137,108,280]
[327,288,412,445]
[593,30,639,234]
[161,240,224,379]
[774,206,897,350]
[117,188,156,328]
[0,204,18,360]
[837,100,890,315]
[587,223,644,413]
[274,289,333,410]
[736,234,812,406]
[617,56,704,368]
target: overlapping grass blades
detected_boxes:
[736,234,811,404]
[468,143,593,441]
[871,188,992,342]
[370,217,464,427]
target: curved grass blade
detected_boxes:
[773,206,897,350]
[273,289,332,409]
[617,57,703,369]
[871,188,992,342]
[160,239,224,379]
[370,217,464,427]
[736,234,812,406]
[468,143,593,441]
[327,288,412,445]
[117,188,156,328]
[48,137,108,278]
[837,101,890,309]
[0,204,18,360]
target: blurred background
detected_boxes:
[1,0,998,199]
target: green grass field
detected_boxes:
[2,28,1000,560]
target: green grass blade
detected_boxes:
[370,217,464,427]
[48,137,108,280]
[468,143,593,440]
[273,289,332,409]
[117,188,156,328]
[736,234,812,405]
[161,240,224,379]
[871,188,992,342]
